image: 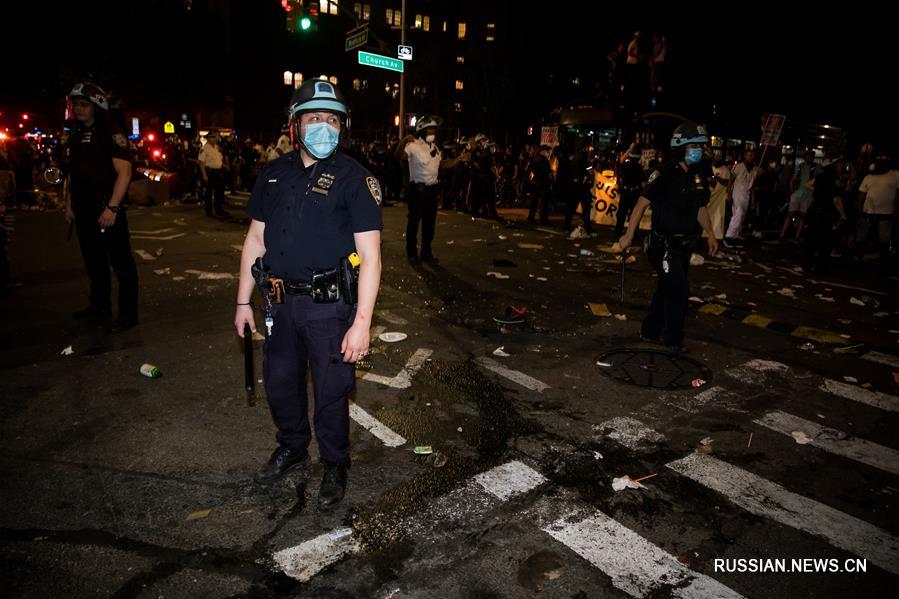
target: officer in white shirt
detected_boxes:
[198,133,227,217]
[858,155,899,270]
[404,116,444,263]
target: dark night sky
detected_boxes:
[3,2,894,152]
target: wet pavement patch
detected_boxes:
[346,358,540,552]
[596,349,713,389]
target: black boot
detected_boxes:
[317,460,348,511]
[254,446,309,485]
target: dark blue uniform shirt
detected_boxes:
[65,121,131,198]
[246,151,383,280]
[643,161,710,234]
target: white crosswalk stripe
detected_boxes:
[861,351,899,369]
[475,356,550,392]
[754,410,899,475]
[667,452,899,575]
[542,505,744,598]
[819,379,899,412]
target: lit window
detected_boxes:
[457,22,466,39]
[455,80,464,90]
[423,16,430,31]
[353,2,361,18]
[394,10,402,26]
[322,0,339,16]
[386,8,393,23]
[487,23,495,29]
[329,75,338,85]
[454,102,462,112]
[442,20,447,32]
[293,72,303,88]
[486,36,495,42]
[353,79,361,91]
[319,74,329,81]
[414,14,422,29]
[361,79,368,89]
[363,4,370,20]
[283,70,293,86]
[456,55,464,64]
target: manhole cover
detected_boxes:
[596,349,712,389]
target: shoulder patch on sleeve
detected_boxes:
[648,170,661,184]
[366,176,382,206]
[112,133,128,148]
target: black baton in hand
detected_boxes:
[244,323,256,406]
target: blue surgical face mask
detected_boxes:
[303,122,340,159]
[685,147,703,165]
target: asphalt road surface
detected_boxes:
[1,192,897,598]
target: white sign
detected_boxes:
[540,126,559,148]
[131,118,140,136]
[398,45,413,61]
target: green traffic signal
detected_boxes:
[300,16,312,30]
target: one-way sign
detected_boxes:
[398,44,413,61]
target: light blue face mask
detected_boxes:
[303,122,340,159]
[685,147,703,165]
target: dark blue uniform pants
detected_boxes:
[642,234,692,346]
[406,182,439,258]
[73,202,139,320]
[263,295,356,464]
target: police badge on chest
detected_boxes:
[312,172,336,196]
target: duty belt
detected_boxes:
[282,280,313,295]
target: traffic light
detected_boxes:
[284,1,318,33]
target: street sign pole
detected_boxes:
[399,0,406,139]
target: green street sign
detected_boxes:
[358,50,404,73]
[345,27,368,52]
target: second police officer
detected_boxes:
[403,115,443,263]
[234,80,383,511]
[618,123,718,354]
[63,82,140,332]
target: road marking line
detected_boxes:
[819,379,899,413]
[473,460,547,501]
[272,460,541,581]
[543,509,744,598]
[379,310,408,325]
[698,303,728,315]
[754,411,899,475]
[475,357,550,392]
[742,313,773,328]
[362,348,432,389]
[805,279,887,296]
[594,416,665,450]
[349,403,406,448]
[272,528,359,582]
[130,228,174,235]
[724,359,788,384]
[790,326,847,345]
[131,233,187,241]
[667,452,899,575]
[861,351,899,369]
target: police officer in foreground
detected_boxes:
[234,80,382,511]
[64,82,139,331]
[618,123,717,354]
